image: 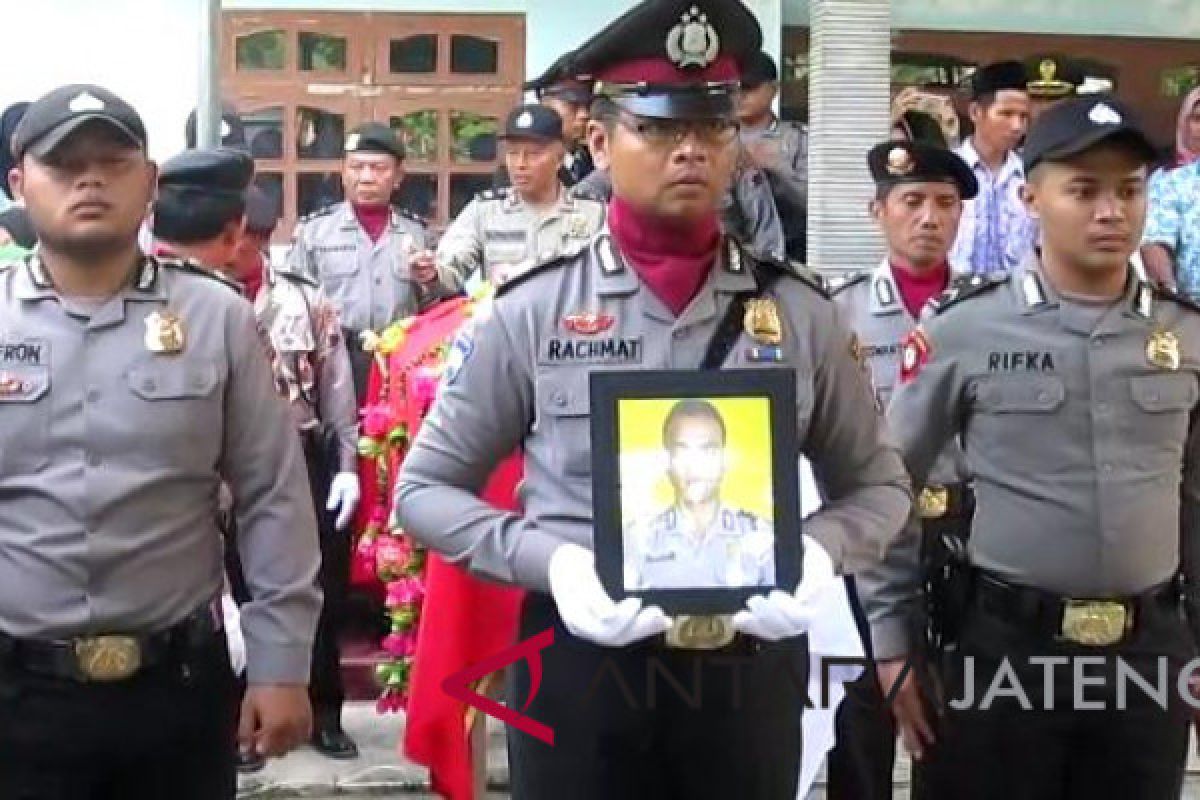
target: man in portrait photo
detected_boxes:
[623,399,775,591]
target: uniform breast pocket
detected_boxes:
[974,375,1066,415]
[534,371,592,479]
[126,361,222,451]
[1130,373,1197,451]
[0,369,51,473]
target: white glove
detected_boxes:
[326,472,361,530]
[221,593,247,675]
[548,543,672,647]
[733,535,837,642]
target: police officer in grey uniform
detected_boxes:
[737,51,808,260]
[285,122,443,398]
[395,1,911,797]
[523,51,595,186]
[623,400,774,591]
[0,85,320,798]
[826,139,977,800]
[437,105,605,290]
[860,96,1200,798]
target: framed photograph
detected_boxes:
[590,369,801,615]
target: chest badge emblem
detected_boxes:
[145,311,186,354]
[744,298,782,345]
[1146,330,1180,371]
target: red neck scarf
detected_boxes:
[890,260,949,319]
[608,196,720,317]
[353,203,390,243]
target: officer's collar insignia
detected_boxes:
[516,111,534,128]
[562,311,615,336]
[0,372,26,396]
[144,310,185,354]
[1135,283,1154,320]
[1040,59,1058,83]
[1021,272,1047,308]
[1089,103,1122,126]
[27,254,53,290]
[666,6,720,69]
[744,297,783,346]
[874,275,897,308]
[885,146,915,176]
[344,133,361,151]
[1146,329,1181,371]
[69,91,105,113]
[597,234,623,275]
[135,257,159,292]
[726,240,743,273]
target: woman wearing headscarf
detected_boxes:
[1170,86,1200,170]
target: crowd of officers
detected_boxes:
[0,0,1199,797]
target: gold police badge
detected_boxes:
[886,146,915,176]
[744,297,783,346]
[666,614,735,650]
[144,311,185,354]
[1146,330,1180,371]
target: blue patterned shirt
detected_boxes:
[1144,161,1200,301]
[950,139,1038,276]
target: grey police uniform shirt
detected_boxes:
[571,168,786,261]
[394,232,913,592]
[624,504,775,590]
[285,201,431,334]
[740,117,807,221]
[0,254,321,683]
[435,187,606,291]
[857,255,1200,659]
[830,260,968,487]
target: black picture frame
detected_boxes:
[589,369,801,615]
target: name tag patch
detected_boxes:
[542,337,643,365]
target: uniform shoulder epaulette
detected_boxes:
[272,267,319,289]
[928,272,1009,314]
[752,256,830,299]
[494,251,579,298]
[825,270,869,297]
[475,187,512,202]
[1151,280,1200,314]
[297,203,338,226]
[161,257,243,294]
[392,206,427,227]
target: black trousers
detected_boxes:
[919,585,1191,800]
[507,594,807,800]
[0,632,239,799]
[826,507,972,800]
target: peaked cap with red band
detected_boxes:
[567,0,762,120]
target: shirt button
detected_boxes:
[142,378,157,392]
[86,453,102,468]
[86,389,101,403]
[552,391,567,407]
[1096,402,1109,414]
[1037,391,1050,403]
[1102,463,1114,474]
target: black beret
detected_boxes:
[13,84,146,159]
[345,122,405,161]
[185,104,248,149]
[740,51,779,89]
[969,61,1029,100]
[571,0,763,120]
[244,185,280,234]
[868,140,978,199]
[158,147,254,197]
[1022,95,1157,173]
[1024,55,1084,99]
[499,104,564,142]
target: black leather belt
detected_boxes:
[973,571,1179,647]
[916,482,973,520]
[0,602,223,683]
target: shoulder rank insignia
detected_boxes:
[1152,281,1200,315]
[297,203,337,225]
[273,267,319,289]
[826,271,868,297]
[929,272,1008,314]
[755,257,830,299]
[393,206,428,228]
[163,258,243,295]
[899,328,932,384]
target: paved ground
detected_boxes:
[239,702,1200,798]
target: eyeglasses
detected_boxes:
[616,113,740,148]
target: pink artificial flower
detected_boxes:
[360,405,393,438]
[382,632,418,657]
[411,365,441,412]
[386,577,425,607]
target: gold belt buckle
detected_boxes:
[917,486,949,519]
[1060,601,1128,646]
[74,636,142,682]
[665,615,735,650]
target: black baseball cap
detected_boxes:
[868,140,978,199]
[13,84,147,160]
[1022,95,1157,173]
[499,105,564,143]
[345,122,405,161]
